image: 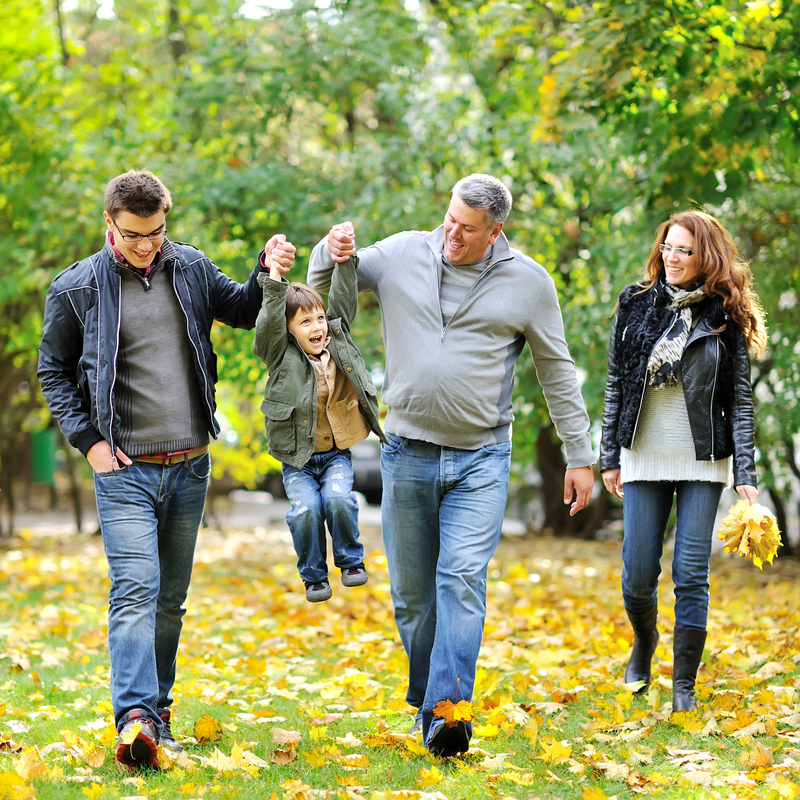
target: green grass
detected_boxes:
[1,525,799,799]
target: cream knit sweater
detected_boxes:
[621,377,731,485]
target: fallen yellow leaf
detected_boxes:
[193,715,223,744]
[539,737,572,764]
[432,699,475,726]
[416,765,443,787]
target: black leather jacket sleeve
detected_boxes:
[729,328,757,487]
[38,281,104,456]
[599,311,622,472]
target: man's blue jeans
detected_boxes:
[282,448,363,585]
[379,433,511,745]
[621,480,724,630]
[93,452,210,731]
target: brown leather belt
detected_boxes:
[133,445,209,465]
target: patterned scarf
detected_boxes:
[647,280,707,388]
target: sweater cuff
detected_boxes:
[75,427,104,457]
[564,441,596,471]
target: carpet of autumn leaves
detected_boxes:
[1,517,800,800]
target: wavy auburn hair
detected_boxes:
[641,210,767,356]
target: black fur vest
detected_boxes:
[600,276,751,477]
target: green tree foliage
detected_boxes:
[0,0,88,531]
[3,0,798,541]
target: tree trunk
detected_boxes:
[60,431,84,534]
[168,0,187,63]
[54,0,69,65]
[535,423,602,539]
[767,487,793,557]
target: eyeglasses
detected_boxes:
[659,243,694,257]
[112,220,167,242]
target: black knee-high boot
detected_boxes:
[672,626,707,712]
[624,605,659,693]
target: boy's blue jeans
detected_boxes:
[93,453,210,730]
[282,448,363,585]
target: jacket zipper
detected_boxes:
[440,259,502,343]
[108,278,122,458]
[173,265,216,433]
[630,311,679,446]
[709,337,719,461]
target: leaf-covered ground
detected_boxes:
[1,518,799,800]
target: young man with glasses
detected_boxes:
[38,169,295,770]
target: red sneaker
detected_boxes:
[115,709,159,770]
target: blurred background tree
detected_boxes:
[2,0,797,546]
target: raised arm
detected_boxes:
[308,221,356,293]
[325,256,359,330]
[210,234,295,329]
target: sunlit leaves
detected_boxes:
[431,699,474,727]
[193,715,223,744]
[539,737,572,764]
[2,523,800,797]
[718,499,782,569]
[415,765,442,787]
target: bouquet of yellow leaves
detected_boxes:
[717,499,781,570]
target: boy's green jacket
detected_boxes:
[253,256,385,467]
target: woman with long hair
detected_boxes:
[600,210,767,712]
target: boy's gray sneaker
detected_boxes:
[305,580,332,602]
[341,564,368,587]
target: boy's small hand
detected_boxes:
[265,234,296,275]
[327,221,356,263]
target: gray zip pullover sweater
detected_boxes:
[308,225,593,468]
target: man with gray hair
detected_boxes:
[308,173,594,757]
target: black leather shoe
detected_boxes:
[672,626,707,712]
[624,605,659,693]
[427,721,469,757]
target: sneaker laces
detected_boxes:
[159,712,175,741]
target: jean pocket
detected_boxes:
[94,465,129,476]
[479,441,512,458]
[188,452,211,481]
[380,431,404,456]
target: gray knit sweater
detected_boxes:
[308,226,593,468]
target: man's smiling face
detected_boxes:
[442,195,503,266]
[104,209,167,270]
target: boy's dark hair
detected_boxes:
[104,170,173,218]
[285,283,326,323]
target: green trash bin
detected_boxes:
[31,428,57,485]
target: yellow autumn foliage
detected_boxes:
[431,699,474,726]
[717,499,781,569]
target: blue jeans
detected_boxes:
[282,448,363,585]
[379,433,511,745]
[93,452,210,730]
[621,480,724,630]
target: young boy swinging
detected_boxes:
[253,248,385,602]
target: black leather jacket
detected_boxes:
[599,279,757,487]
[38,241,263,457]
